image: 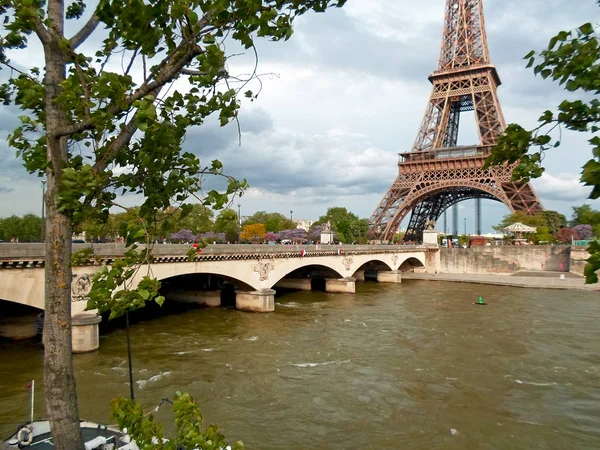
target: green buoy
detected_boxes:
[474,296,487,306]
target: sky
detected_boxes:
[0,0,599,234]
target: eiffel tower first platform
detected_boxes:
[369,0,543,243]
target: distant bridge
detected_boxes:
[0,243,439,352]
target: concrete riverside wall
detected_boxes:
[570,247,590,277]
[440,246,571,274]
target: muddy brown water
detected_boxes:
[1,280,599,449]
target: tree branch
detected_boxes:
[92,117,140,174]
[34,21,50,46]
[69,13,100,49]
[57,42,202,138]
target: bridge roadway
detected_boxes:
[0,243,439,352]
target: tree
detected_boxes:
[316,207,359,243]
[483,12,600,281]
[0,213,42,241]
[494,211,552,244]
[279,228,307,243]
[243,211,294,232]
[170,229,196,243]
[556,227,581,243]
[573,223,594,240]
[175,204,214,235]
[0,0,346,445]
[214,208,239,233]
[542,210,567,237]
[264,231,279,242]
[240,223,266,242]
[572,204,600,226]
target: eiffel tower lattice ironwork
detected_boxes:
[369,0,543,242]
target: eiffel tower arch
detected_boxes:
[369,0,543,243]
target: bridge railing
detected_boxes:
[0,243,426,260]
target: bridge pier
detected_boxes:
[0,314,38,340]
[72,312,102,353]
[168,290,221,307]
[236,289,276,313]
[325,277,356,294]
[274,278,312,291]
[353,270,365,281]
[377,270,402,283]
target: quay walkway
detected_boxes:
[402,271,600,291]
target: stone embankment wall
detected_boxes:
[570,247,590,277]
[440,246,571,274]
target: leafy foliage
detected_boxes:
[1,0,346,443]
[243,211,295,232]
[484,15,600,282]
[542,210,567,237]
[0,214,41,241]
[239,223,266,242]
[484,21,600,190]
[573,223,594,240]
[170,229,197,243]
[314,207,362,243]
[556,227,581,243]
[494,211,552,243]
[111,392,243,450]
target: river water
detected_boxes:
[1,280,600,449]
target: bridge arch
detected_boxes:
[399,257,426,272]
[271,262,345,287]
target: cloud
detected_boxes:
[532,173,592,202]
[2,0,600,235]
[0,185,14,193]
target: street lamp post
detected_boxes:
[290,210,293,223]
[237,203,241,226]
[41,179,47,242]
[464,217,467,236]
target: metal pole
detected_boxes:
[290,210,293,222]
[30,379,34,424]
[125,312,135,400]
[464,217,467,236]
[41,180,46,242]
[475,198,481,235]
[452,204,458,236]
[443,211,447,235]
[237,203,241,226]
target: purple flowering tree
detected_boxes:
[279,228,308,243]
[573,224,594,240]
[170,229,196,243]
[265,232,280,242]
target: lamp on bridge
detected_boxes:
[41,178,47,243]
[464,217,467,236]
[237,203,241,226]
[290,210,293,223]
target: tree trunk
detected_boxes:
[43,0,84,448]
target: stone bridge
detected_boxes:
[0,243,438,352]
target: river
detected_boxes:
[1,280,599,449]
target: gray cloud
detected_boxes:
[2,0,600,232]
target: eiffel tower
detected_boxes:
[369,0,543,242]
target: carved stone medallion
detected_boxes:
[342,256,353,271]
[72,273,92,302]
[392,254,399,266]
[254,261,274,281]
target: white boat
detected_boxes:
[3,419,139,449]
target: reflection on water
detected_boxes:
[1,280,600,449]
